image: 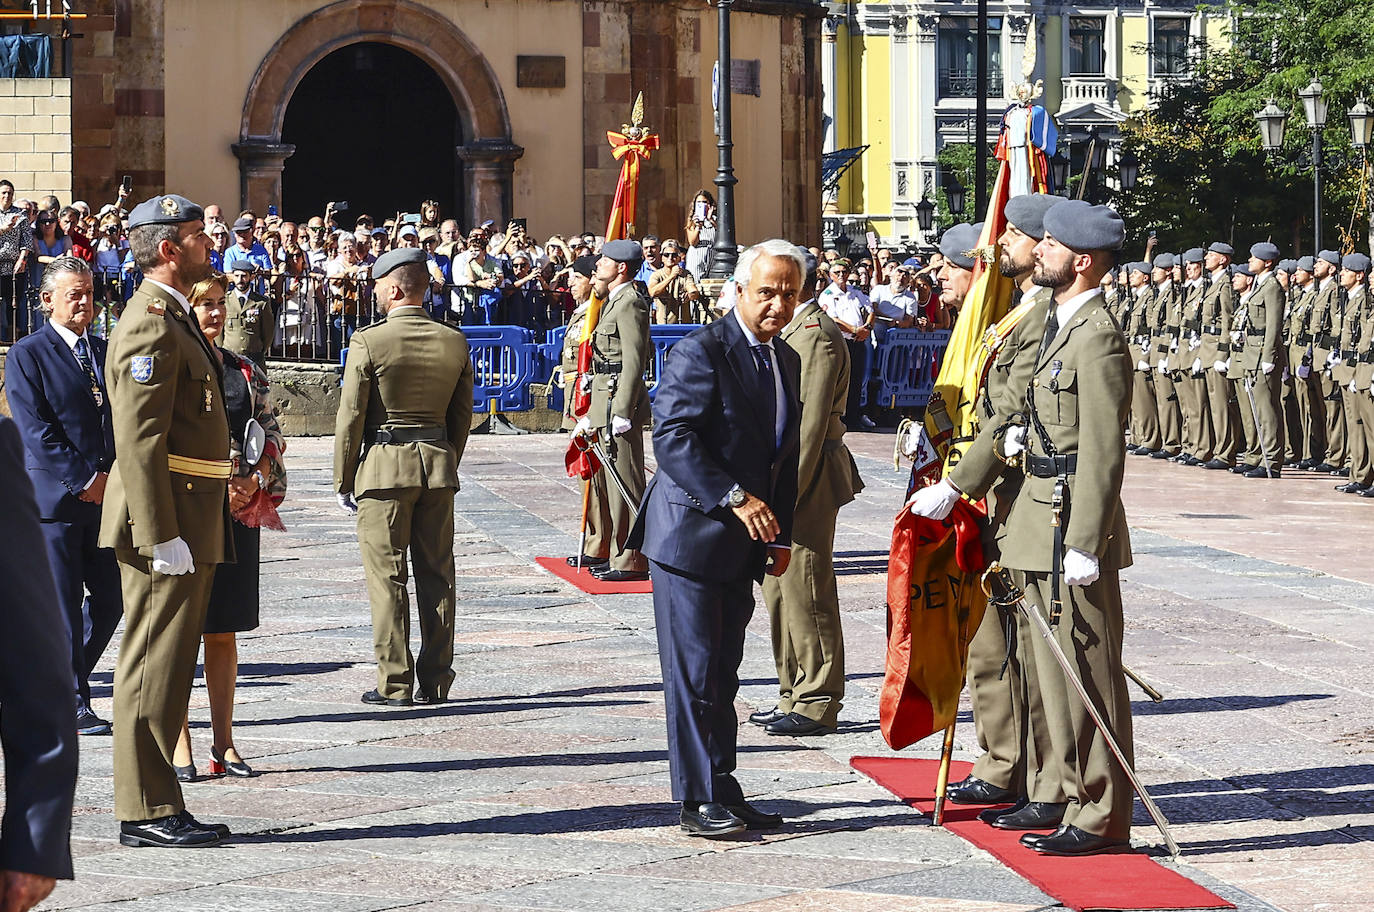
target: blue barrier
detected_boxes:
[873,329,950,408]
[538,324,703,411]
[463,325,539,412]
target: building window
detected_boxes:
[1152,17,1190,77]
[1068,17,1105,76]
[937,16,1003,98]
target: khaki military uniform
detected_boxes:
[561,300,613,561]
[221,288,274,366]
[1126,285,1161,452]
[1179,277,1213,461]
[1284,283,1324,465]
[588,280,651,573]
[1308,277,1347,467]
[949,285,1065,806]
[1350,287,1374,487]
[1149,282,1182,454]
[1236,273,1286,471]
[1198,269,1239,465]
[334,307,474,701]
[99,280,234,823]
[1335,287,1368,483]
[761,301,862,727]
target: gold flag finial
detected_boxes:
[632,91,645,127]
[622,92,650,140]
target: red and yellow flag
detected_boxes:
[604,130,659,241]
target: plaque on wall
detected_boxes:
[517,55,566,89]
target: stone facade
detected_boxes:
[0,78,72,200]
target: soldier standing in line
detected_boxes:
[221,265,275,368]
[1125,263,1161,456]
[1347,254,1374,497]
[561,255,615,569]
[1335,254,1371,494]
[1200,243,1239,470]
[334,248,475,706]
[1285,257,1323,470]
[1176,248,1212,465]
[1234,243,1286,479]
[1308,250,1347,474]
[1275,260,1302,466]
[1148,255,1182,459]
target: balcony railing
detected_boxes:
[1061,76,1119,108]
[938,68,1004,99]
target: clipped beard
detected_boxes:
[1032,261,1075,289]
[999,252,1033,278]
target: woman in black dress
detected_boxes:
[173,271,287,779]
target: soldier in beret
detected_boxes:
[1124,262,1161,456]
[1199,243,1239,469]
[1233,243,1286,477]
[1177,248,1214,465]
[1307,250,1347,473]
[1336,253,1372,494]
[1284,257,1322,469]
[1147,254,1182,459]
[98,195,233,848]
[334,248,475,706]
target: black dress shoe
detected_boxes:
[180,811,231,838]
[680,802,745,838]
[1202,458,1232,470]
[990,801,1067,830]
[361,689,412,707]
[589,567,650,583]
[945,777,1018,805]
[76,707,112,736]
[723,801,783,829]
[1177,454,1201,466]
[1030,824,1131,856]
[1129,447,1155,457]
[1243,466,1280,478]
[119,813,223,848]
[1359,487,1374,498]
[978,797,1027,824]
[1230,463,1257,474]
[1314,462,1339,474]
[1334,466,1352,477]
[414,689,447,705]
[763,712,835,736]
[1336,481,1367,494]
[566,554,609,569]
[748,707,786,726]
[1020,824,1066,849]
[1125,444,1140,453]
[1296,459,1317,471]
[1149,449,1177,459]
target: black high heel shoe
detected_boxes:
[210,746,254,778]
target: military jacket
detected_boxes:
[1197,270,1233,365]
[588,280,651,429]
[1307,278,1345,364]
[334,307,475,496]
[1335,286,1365,386]
[1287,285,1316,371]
[1126,286,1154,366]
[222,289,274,359]
[1237,273,1285,373]
[1352,289,1374,390]
[1174,278,1207,373]
[98,281,233,563]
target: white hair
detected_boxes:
[733,238,807,289]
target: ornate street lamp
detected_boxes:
[1117,149,1140,192]
[1349,97,1373,149]
[707,0,739,280]
[1299,79,1328,129]
[944,177,966,219]
[1299,80,1327,252]
[1050,152,1071,196]
[914,195,935,233]
[1254,98,1288,153]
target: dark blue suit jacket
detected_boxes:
[5,322,114,522]
[631,314,801,582]
[0,416,77,879]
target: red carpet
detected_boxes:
[534,556,653,594]
[851,756,1232,912]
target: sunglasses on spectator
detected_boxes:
[38,218,55,224]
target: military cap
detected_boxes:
[1232,262,1255,277]
[1250,241,1280,262]
[1003,193,1062,240]
[1127,261,1151,276]
[939,222,981,269]
[371,247,427,279]
[571,254,597,277]
[601,239,644,263]
[1277,259,1298,274]
[1318,249,1342,266]
[1152,253,1176,270]
[1041,200,1125,252]
[1297,256,1316,272]
[231,216,254,232]
[1343,252,1371,273]
[1182,247,1206,265]
[127,194,205,230]
[1207,242,1234,257]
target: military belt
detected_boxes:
[1320,333,1340,349]
[372,426,446,444]
[1024,453,1077,479]
[1202,327,1222,336]
[593,362,623,374]
[1361,350,1374,365]
[1165,324,1180,334]
[168,453,233,480]
[1296,332,1313,345]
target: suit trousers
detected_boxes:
[1207,368,1237,464]
[1131,371,1161,452]
[1013,567,1134,840]
[964,599,1020,791]
[604,430,648,572]
[1187,373,1214,461]
[357,486,456,700]
[112,551,213,821]
[1153,370,1182,452]
[1352,388,1374,487]
[1343,388,1372,486]
[42,514,122,710]
[1322,374,1348,466]
[1245,370,1285,470]
[650,560,752,804]
[761,497,844,726]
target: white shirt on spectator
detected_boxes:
[819,284,870,340]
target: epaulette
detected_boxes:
[146,298,165,316]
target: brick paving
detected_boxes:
[34,430,1374,911]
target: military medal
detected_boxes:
[204,388,214,412]
[1049,359,1063,392]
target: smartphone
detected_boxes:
[268,204,278,217]
[1149,230,1157,238]
[510,217,527,232]
[693,200,709,223]
[330,200,350,211]
[120,175,132,194]
[866,230,877,248]
[401,212,421,225]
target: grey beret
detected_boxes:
[371,247,427,279]
[1232,262,1255,277]
[939,222,980,269]
[1127,261,1151,276]
[1318,249,1342,266]
[1343,252,1371,273]
[1152,253,1175,270]
[601,239,644,263]
[1207,242,1234,257]
[1003,193,1062,240]
[1297,255,1316,272]
[1041,200,1125,252]
[1182,247,1206,264]
[1277,259,1298,274]
[1250,241,1280,262]
[128,194,204,230]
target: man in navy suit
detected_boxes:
[6,256,122,736]
[630,239,805,838]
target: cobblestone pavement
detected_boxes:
[36,430,1374,912]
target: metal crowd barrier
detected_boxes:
[873,329,950,408]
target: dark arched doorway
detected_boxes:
[280,42,461,223]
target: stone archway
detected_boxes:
[234,0,522,227]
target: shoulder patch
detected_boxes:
[146,299,164,315]
[130,355,153,383]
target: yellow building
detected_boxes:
[823,0,1231,246]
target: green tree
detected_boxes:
[935,142,997,229]
[1117,0,1374,256]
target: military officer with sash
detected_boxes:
[1199,243,1239,469]
[1308,250,1347,474]
[98,195,233,848]
[1125,263,1161,456]
[1335,254,1371,494]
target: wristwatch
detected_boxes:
[727,484,747,508]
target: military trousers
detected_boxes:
[1244,369,1285,471]
[1012,566,1134,840]
[1322,373,1348,466]
[580,473,613,561]
[1153,369,1182,453]
[112,551,214,821]
[1289,369,1325,464]
[1131,371,1161,452]
[601,428,648,573]
[1175,370,1196,456]
[761,497,845,727]
[963,596,1021,792]
[1184,371,1214,460]
[1342,387,1372,486]
[357,486,456,701]
[1206,368,1237,464]
[1281,373,1303,463]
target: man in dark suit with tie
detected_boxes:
[6,256,122,737]
[629,239,805,838]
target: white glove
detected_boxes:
[1156,358,1167,373]
[1351,380,1359,393]
[906,478,961,521]
[1327,352,1341,367]
[1192,358,1203,375]
[611,415,633,436]
[337,493,358,515]
[1215,360,1229,375]
[1062,547,1100,587]
[573,416,591,438]
[151,537,194,576]
[1137,360,1150,372]
[1001,425,1026,459]
[1262,361,1275,375]
[1230,330,1243,345]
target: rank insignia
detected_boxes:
[130,355,153,383]
[160,196,179,216]
[146,299,165,315]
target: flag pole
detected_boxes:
[932,722,957,825]
[576,478,591,572]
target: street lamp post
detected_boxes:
[1117,149,1140,194]
[944,177,966,221]
[707,0,739,280]
[914,195,935,234]
[1298,79,1328,252]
